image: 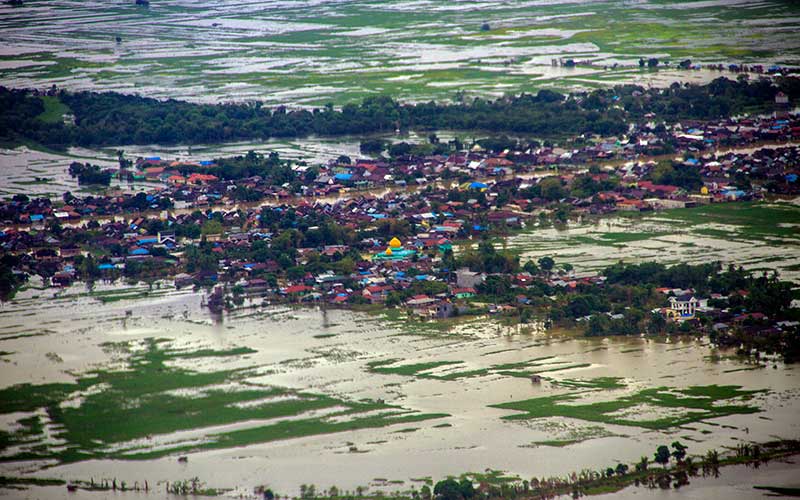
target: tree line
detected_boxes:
[1,76,797,150]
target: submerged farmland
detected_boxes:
[509,201,800,283]
[2,0,800,497]
[1,201,799,495]
[1,0,799,105]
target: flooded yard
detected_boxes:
[0,276,798,496]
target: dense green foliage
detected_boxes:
[68,162,112,185]
[0,254,27,301]
[2,76,797,149]
[647,162,703,191]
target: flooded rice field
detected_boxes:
[0,269,798,495]
[509,200,800,284]
[2,0,799,105]
[0,146,128,198]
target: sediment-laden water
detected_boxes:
[2,0,799,105]
[0,274,798,496]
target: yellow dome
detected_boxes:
[385,247,393,256]
[700,186,709,195]
[389,237,402,248]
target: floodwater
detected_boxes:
[1,0,798,105]
[0,147,124,198]
[597,458,800,500]
[0,277,798,497]
[508,200,800,283]
[0,129,456,199]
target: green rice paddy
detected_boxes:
[492,384,764,430]
[510,201,800,282]
[2,1,799,105]
[367,355,594,381]
[0,338,447,463]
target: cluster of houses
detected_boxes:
[3,142,798,231]
[657,288,799,337]
[2,102,799,323]
[2,170,796,337]
[2,127,800,291]
[217,254,612,320]
[1,107,798,228]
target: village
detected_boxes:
[3,105,799,224]
[1,106,799,358]
[4,3,800,497]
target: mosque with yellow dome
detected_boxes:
[372,236,417,261]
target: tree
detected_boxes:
[184,245,218,273]
[705,449,719,466]
[648,311,667,333]
[201,219,223,236]
[433,479,462,500]
[420,485,432,500]
[615,463,629,476]
[389,142,412,157]
[635,456,649,472]
[78,254,100,281]
[457,479,474,500]
[733,171,752,191]
[654,445,671,468]
[538,177,567,201]
[523,260,539,275]
[0,255,27,301]
[586,314,610,336]
[538,256,555,273]
[359,139,385,155]
[671,441,688,462]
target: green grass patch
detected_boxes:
[531,439,579,447]
[0,476,66,487]
[753,486,800,496]
[492,384,764,430]
[550,377,626,390]
[497,363,592,379]
[598,231,671,245]
[366,359,463,378]
[0,339,445,463]
[36,96,71,124]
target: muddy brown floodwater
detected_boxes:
[0,279,798,498]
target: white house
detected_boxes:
[669,294,708,317]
